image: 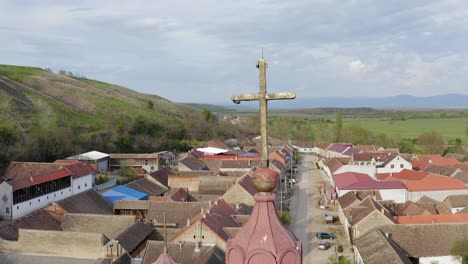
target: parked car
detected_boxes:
[316,232,336,240]
[318,241,331,250]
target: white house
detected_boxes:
[0,161,94,220]
[376,154,412,174]
[67,150,110,172]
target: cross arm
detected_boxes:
[231,93,262,104]
[266,92,296,100]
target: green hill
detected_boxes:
[0,65,235,167]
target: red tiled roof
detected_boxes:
[412,155,461,171]
[395,214,468,224]
[376,169,428,181]
[9,167,72,191]
[236,175,257,196]
[62,162,95,179]
[406,174,468,192]
[169,188,189,202]
[327,143,353,153]
[333,172,406,190]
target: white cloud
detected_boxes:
[348,60,367,73]
[422,31,433,37]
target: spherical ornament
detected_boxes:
[253,168,278,193]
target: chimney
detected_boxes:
[385,232,391,239]
[30,176,34,182]
[236,203,240,210]
[380,208,385,214]
[187,218,191,227]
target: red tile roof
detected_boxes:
[395,214,468,224]
[327,143,353,153]
[61,162,95,179]
[333,172,406,190]
[405,174,468,192]
[9,168,72,191]
[376,169,428,181]
[412,155,461,171]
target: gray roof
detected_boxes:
[0,209,61,241]
[423,164,459,176]
[114,200,151,210]
[115,221,153,253]
[61,214,135,240]
[57,189,114,214]
[444,194,468,208]
[337,191,361,209]
[0,252,110,264]
[380,223,468,257]
[345,196,394,226]
[179,157,209,171]
[141,241,224,264]
[126,178,168,196]
[354,229,412,264]
[147,201,207,228]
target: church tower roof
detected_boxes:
[226,168,302,264]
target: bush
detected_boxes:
[337,244,344,253]
[278,211,291,225]
[95,174,109,185]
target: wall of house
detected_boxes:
[222,186,255,206]
[335,165,377,178]
[11,187,73,220]
[97,158,109,172]
[326,150,346,159]
[419,256,459,264]
[0,182,13,220]
[380,189,407,203]
[353,247,365,264]
[178,163,193,172]
[142,164,158,173]
[408,189,468,202]
[353,211,394,240]
[72,175,93,195]
[376,157,412,174]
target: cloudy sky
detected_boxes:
[1,0,468,103]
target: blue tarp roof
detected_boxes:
[240,152,258,156]
[101,185,148,204]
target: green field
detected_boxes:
[345,117,468,142]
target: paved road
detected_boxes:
[289,155,353,263]
[289,155,313,258]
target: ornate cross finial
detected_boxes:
[163,212,168,254]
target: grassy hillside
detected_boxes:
[0,65,237,167]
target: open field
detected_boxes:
[344,117,468,142]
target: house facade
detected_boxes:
[0,161,94,220]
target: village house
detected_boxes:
[110,153,160,173]
[375,154,412,174]
[140,241,225,264]
[221,175,256,207]
[326,143,354,158]
[341,196,395,242]
[0,161,94,220]
[66,150,110,172]
[291,141,318,154]
[443,194,468,213]
[354,223,468,264]
[171,198,242,251]
[333,172,407,202]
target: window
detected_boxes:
[400,164,404,168]
[85,183,88,187]
[47,196,49,199]
[38,199,40,202]
[145,160,148,165]
[6,207,9,214]
[54,194,56,197]
[151,166,155,171]
[78,185,81,190]
[391,164,395,169]
[61,191,63,195]
[16,206,19,210]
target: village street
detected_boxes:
[289,154,353,264]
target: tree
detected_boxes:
[201,109,212,122]
[147,100,154,109]
[451,238,468,263]
[335,111,343,142]
[416,131,445,154]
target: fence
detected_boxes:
[93,179,117,191]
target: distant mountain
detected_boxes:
[226,94,468,109]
